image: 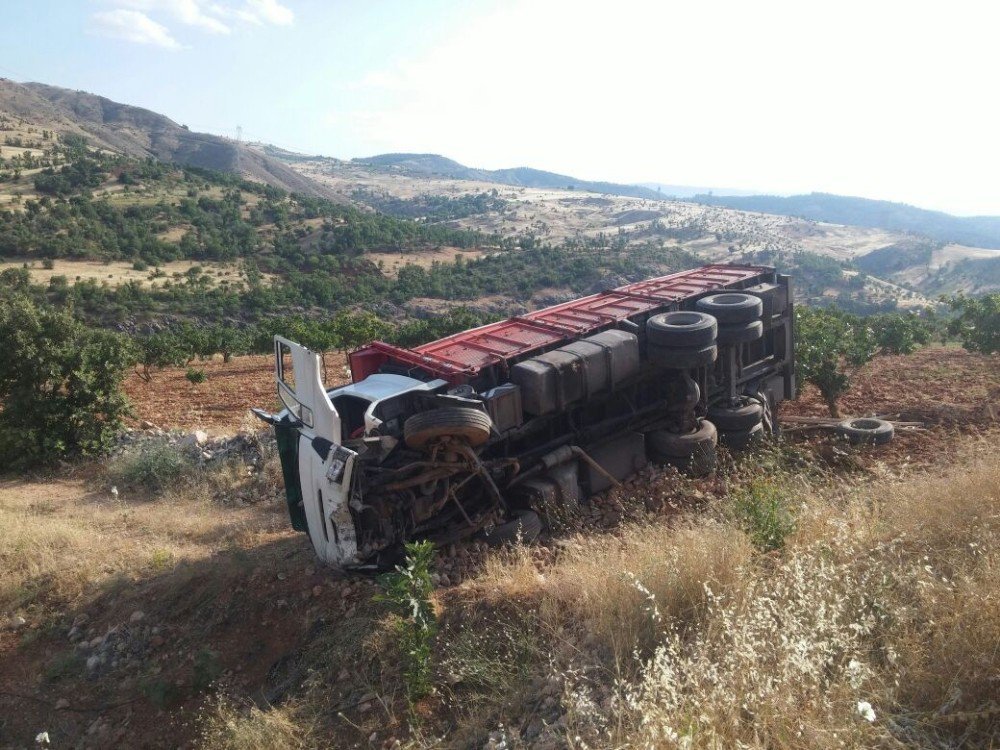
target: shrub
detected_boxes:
[108,442,191,493]
[947,293,1000,354]
[185,368,206,384]
[0,293,136,469]
[375,541,438,701]
[729,479,796,552]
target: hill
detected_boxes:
[0,79,329,198]
[352,152,665,200]
[693,191,1000,250]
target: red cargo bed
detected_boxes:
[349,264,768,384]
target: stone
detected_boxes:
[129,610,145,623]
[55,698,70,710]
[312,585,324,598]
[72,614,90,628]
[86,655,102,671]
[8,615,26,630]
[179,430,209,449]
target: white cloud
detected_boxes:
[89,0,293,47]
[239,0,294,26]
[110,0,230,33]
[90,9,181,48]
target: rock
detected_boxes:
[89,636,104,648]
[86,655,102,671]
[68,626,82,641]
[129,610,145,623]
[150,635,165,649]
[179,430,209,449]
[55,698,70,710]
[8,615,26,630]
[72,614,90,628]
[312,585,324,598]
[140,420,156,430]
[305,566,315,577]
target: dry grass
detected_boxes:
[0,442,287,620]
[199,697,317,750]
[451,453,1000,749]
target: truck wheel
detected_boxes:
[696,293,763,325]
[647,342,717,370]
[403,407,493,449]
[708,401,763,432]
[481,509,543,546]
[720,421,765,450]
[716,320,764,345]
[646,311,717,348]
[838,417,894,445]
[648,420,717,477]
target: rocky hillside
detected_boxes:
[0,79,330,198]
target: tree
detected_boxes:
[947,294,1000,354]
[137,331,188,381]
[868,312,933,355]
[794,307,877,417]
[0,293,136,468]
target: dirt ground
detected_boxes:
[122,353,350,435]
[0,258,258,290]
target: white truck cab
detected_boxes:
[258,337,444,567]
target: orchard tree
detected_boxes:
[948,293,1000,354]
[0,293,136,468]
[868,312,933,355]
[794,307,877,417]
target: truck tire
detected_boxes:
[719,421,765,450]
[838,417,894,445]
[481,509,543,546]
[647,419,717,477]
[403,407,493,449]
[647,342,718,370]
[696,293,763,325]
[646,311,718,348]
[708,401,763,432]
[716,320,764,345]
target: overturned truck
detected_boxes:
[254,264,795,569]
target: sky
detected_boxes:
[2,0,999,216]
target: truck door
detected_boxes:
[274,337,360,566]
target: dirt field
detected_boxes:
[0,258,263,289]
[123,353,350,434]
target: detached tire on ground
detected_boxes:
[647,419,718,476]
[481,509,543,546]
[647,343,718,370]
[716,320,764,345]
[719,421,765,451]
[696,293,763,325]
[646,311,718,348]
[838,417,894,445]
[403,407,493,449]
[708,401,763,432]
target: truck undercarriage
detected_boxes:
[255,264,795,569]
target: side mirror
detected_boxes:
[251,407,303,428]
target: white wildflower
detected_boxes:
[35,732,50,745]
[856,700,876,722]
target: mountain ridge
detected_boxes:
[693,191,1000,250]
[351,152,665,200]
[0,79,332,198]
